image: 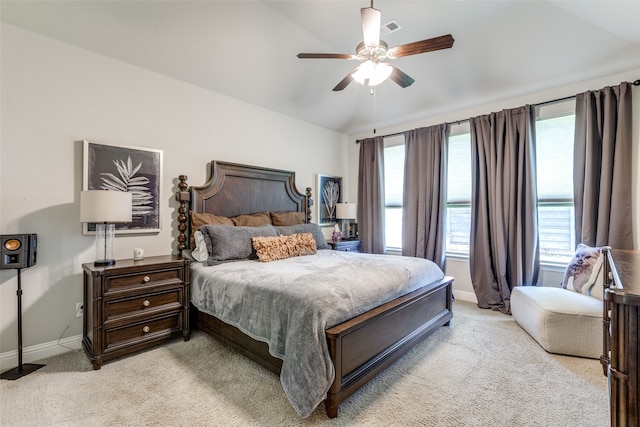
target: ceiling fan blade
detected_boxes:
[332,69,357,91]
[388,34,455,58]
[297,53,353,59]
[389,66,415,88]
[361,7,381,47]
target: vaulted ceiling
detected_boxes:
[3,1,640,135]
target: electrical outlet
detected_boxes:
[76,302,83,318]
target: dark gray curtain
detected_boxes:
[469,106,540,314]
[357,136,386,254]
[402,125,448,270]
[574,82,633,249]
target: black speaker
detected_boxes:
[0,234,37,270]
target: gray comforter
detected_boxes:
[190,250,444,418]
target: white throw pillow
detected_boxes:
[561,244,603,297]
[192,230,209,262]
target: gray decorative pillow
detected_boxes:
[274,223,330,250]
[199,224,277,266]
[561,244,604,296]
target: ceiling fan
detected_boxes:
[297,1,454,92]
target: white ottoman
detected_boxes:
[511,286,603,359]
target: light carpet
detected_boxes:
[0,301,608,426]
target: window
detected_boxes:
[535,101,576,263]
[384,136,405,251]
[443,103,576,262]
[383,100,576,263]
[445,124,471,255]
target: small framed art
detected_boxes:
[316,174,342,226]
[83,140,163,235]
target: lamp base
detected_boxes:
[1,363,45,380]
[94,259,116,267]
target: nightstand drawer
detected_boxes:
[329,240,361,253]
[105,268,182,292]
[105,313,181,350]
[105,288,183,320]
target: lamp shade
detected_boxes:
[336,202,357,220]
[80,190,132,223]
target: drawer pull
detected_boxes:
[143,300,151,307]
[142,325,150,333]
[143,276,151,283]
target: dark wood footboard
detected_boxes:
[324,276,453,417]
[192,275,453,418]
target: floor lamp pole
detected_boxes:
[1,268,45,380]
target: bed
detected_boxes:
[174,161,454,418]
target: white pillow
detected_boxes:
[192,230,209,262]
[561,244,603,297]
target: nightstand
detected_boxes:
[82,255,190,370]
[328,240,361,253]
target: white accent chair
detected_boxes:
[511,286,602,359]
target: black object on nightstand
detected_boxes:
[82,255,190,369]
[328,240,361,253]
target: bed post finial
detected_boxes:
[176,175,190,253]
[305,187,313,223]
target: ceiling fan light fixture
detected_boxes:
[352,61,393,86]
[296,1,453,91]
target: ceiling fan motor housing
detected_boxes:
[356,40,390,62]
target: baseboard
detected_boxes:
[0,334,82,372]
[453,289,478,304]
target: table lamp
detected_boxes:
[335,202,357,240]
[81,190,132,266]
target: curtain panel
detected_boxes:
[402,125,448,270]
[469,106,540,314]
[574,82,633,249]
[357,136,386,254]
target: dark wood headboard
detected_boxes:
[175,161,312,252]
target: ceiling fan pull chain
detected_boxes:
[372,86,377,134]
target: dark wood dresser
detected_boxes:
[82,255,190,369]
[602,248,640,426]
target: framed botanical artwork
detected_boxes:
[316,174,342,226]
[83,140,163,235]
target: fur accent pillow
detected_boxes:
[562,244,604,296]
[274,223,331,250]
[200,224,277,266]
[252,233,317,262]
[270,211,305,226]
[231,211,272,227]
[190,212,234,248]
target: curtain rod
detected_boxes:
[355,79,640,143]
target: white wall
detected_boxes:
[348,68,640,303]
[0,24,349,362]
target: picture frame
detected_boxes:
[316,174,342,226]
[83,140,163,235]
